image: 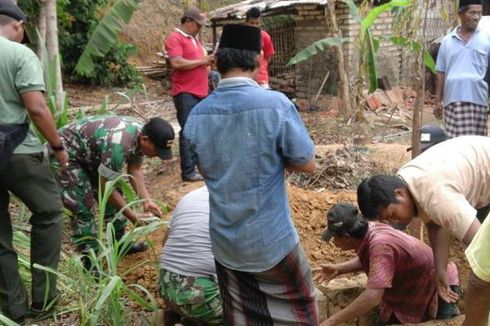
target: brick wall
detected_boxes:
[292,6,338,99]
[336,2,403,88]
[291,3,404,99]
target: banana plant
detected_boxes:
[75,0,139,77]
[290,0,415,93]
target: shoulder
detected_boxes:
[165,31,182,44]
[2,39,38,62]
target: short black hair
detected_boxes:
[357,175,407,220]
[216,47,259,74]
[0,14,15,26]
[340,217,369,239]
[245,7,261,20]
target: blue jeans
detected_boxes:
[173,93,202,179]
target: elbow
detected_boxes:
[302,160,316,173]
[365,289,383,306]
[28,103,50,119]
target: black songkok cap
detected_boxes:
[459,0,482,8]
[218,24,261,53]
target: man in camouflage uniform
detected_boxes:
[51,115,174,262]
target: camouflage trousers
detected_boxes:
[52,160,127,254]
[159,269,223,325]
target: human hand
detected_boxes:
[437,270,458,303]
[143,200,163,218]
[312,264,339,284]
[54,149,69,170]
[433,102,443,120]
[204,54,214,66]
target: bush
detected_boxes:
[18,0,140,87]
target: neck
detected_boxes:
[180,25,195,36]
[460,25,476,34]
[221,69,258,80]
[0,29,13,41]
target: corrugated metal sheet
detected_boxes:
[210,0,327,21]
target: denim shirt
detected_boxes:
[184,77,315,272]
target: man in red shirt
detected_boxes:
[164,8,213,181]
[244,7,275,88]
[315,203,460,326]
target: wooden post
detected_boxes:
[325,1,352,119]
[408,0,432,241]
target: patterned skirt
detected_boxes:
[444,102,489,138]
[215,244,319,325]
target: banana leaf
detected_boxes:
[75,0,139,76]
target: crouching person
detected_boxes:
[159,186,223,325]
[50,116,174,269]
[315,203,460,326]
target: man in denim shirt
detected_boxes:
[184,24,318,325]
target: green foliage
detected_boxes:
[6,176,168,325]
[289,37,349,65]
[75,0,140,78]
[390,36,436,73]
[18,0,141,87]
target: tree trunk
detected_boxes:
[45,0,64,109]
[326,1,352,119]
[37,0,47,60]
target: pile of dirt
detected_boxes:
[288,185,358,266]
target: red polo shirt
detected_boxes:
[165,29,209,98]
[256,30,275,84]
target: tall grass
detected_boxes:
[2,175,168,325]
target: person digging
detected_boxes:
[357,135,490,307]
[50,115,174,270]
[315,203,460,326]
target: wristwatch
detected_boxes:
[51,143,65,152]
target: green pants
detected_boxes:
[159,269,223,325]
[0,153,63,320]
[52,160,126,254]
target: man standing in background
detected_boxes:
[434,0,489,137]
[245,7,275,88]
[165,8,213,182]
[0,0,68,323]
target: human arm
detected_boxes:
[21,91,68,167]
[434,72,445,119]
[127,161,163,218]
[168,55,214,71]
[280,102,316,174]
[286,160,315,173]
[313,257,363,284]
[262,31,275,63]
[427,222,459,303]
[462,271,490,326]
[321,288,384,326]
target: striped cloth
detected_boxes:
[444,101,488,138]
[215,244,318,325]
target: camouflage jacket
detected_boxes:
[59,115,144,180]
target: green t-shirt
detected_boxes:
[0,36,45,154]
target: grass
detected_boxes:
[1,176,169,325]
